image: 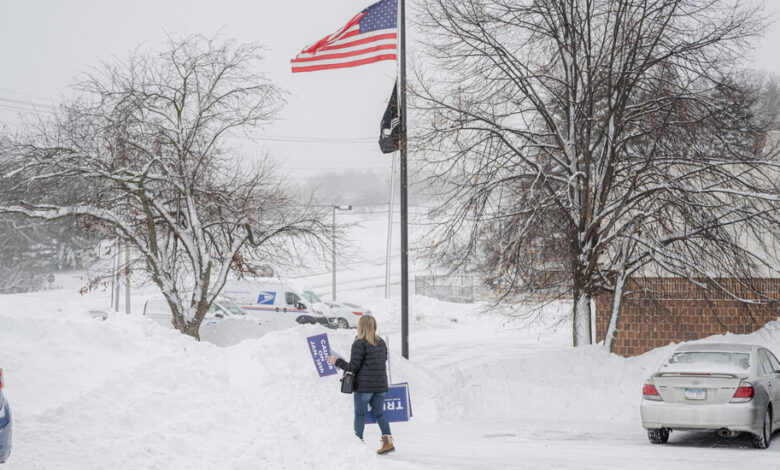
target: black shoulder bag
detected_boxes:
[340,371,355,394]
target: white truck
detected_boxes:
[222,280,333,329]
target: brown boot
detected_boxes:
[377,435,395,454]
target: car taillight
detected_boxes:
[0,368,4,390]
[352,311,364,316]
[643,381,662,400]
[731,382,754,402]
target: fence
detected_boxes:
[414,275,474,303]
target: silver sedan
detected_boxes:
[641,342,780,448]
[324,301,371,329]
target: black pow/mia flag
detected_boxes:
[378,82,402,154]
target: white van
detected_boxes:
[222,280,332,328]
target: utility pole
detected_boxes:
[109,240,116,311]
[385,153,396,298]
[399,0,410,359]
[124,243,131,314]
[332,205,352,301]
[113,238,121,312]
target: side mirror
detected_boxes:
[296,302,307,310]
[215,313,224,319]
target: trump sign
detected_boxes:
[365,383,412,424]
[306,333,338,377]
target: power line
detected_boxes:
[0,103,53,115]
[0,87,54,102]
[231,132,375,144]
[0,96,56,111]
[291,167,389,171]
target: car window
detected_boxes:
[218,300,245,316]
[285,292,301,306]
[758,351,773,375]
[768,351,780,374]
[758,349,774,375]
[663,352,750,372]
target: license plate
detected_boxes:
[685,388,706,400]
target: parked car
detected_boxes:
[223,281,331,328]
[641,343,780,448]
[209,297,252,321]
[302,290,333,318]
[323,301,371,329]
[143,296,252,328]
[0,369,12,463]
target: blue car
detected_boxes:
[0,369,11,464]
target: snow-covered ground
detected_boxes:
[4,292,780,469]
[3,210,780,468]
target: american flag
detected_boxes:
[291,0,397,73]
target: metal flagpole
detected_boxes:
[332,207,337,301]
[398,0,409,359]
[384,152,396,299]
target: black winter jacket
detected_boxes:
[335,337,388,393]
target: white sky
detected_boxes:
[1,0,779,179]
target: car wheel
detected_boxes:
[647,428,670,444]
[337,318,349,329]
[753,407,772,449]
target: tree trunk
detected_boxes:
[604,274,626,353]
[164,295,201,340]
[167,299,186,333]
[183,321,201,341]
[572,283,593,346]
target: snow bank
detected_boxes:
[0,295,445,469]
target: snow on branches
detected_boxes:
[0,35,328,338]
[414,0,780,348]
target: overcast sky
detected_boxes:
[1,0,779,180]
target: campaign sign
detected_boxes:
[307,333,337,377]
[364,383,412,424]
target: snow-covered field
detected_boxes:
[3,210,780,469]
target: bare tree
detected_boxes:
[0,35,328,338]
[414,0,780,347]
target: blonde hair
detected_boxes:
[356,315,378,346]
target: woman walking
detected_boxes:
[328,315,395,454]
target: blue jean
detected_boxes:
[353,392,391,439]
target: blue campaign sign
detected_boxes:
[307,333,338,377]
[365,383,412,424]
[257,291,276,305]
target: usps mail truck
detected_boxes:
[222,280,332,329]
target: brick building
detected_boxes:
[595,277,780,357]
